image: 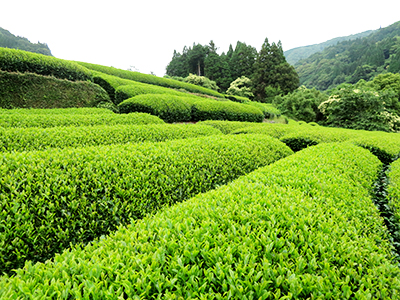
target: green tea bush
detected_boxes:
[349,134,400,164]
[1,143,399,298]
[0,70,111,109]
[0,48,92,81]
[115,83,187,105]
[0,124,222,152]
[0,112,164,128]
[388,159,400,231]
[0,107,114,115]
[197,120,261,134]
[192,99,264,122]
[118,94,192,123]
[76,61,224,98]
[0,134,292,274]
[91,71,136,103]
[245,102,281,119]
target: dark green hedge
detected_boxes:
[192,99,264,122]
[0,134,292,275]
[0,48,92,81]
[118,94,192,123]
[0,70,111,109]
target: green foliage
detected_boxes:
[295,21,400,91]
[118,94,192,123]
[0,28,52,56]
[252,38,299,101]
[192,100,264,122]
[2,143,400,298]
[273,86,328,123]
[388,159,400,233]
[77,61,223,98]
[0,70,111,109]
[0,48,92,81]
[0,123,222,152]
[0,111,164,128]
[226,76,254,98]
[115,82,186,105]
[184,73,219,91]
[245,102,281,119]
[0,134,292,275]
[197,120,261,134]
[319,84,400,132]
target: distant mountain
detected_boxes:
[284,30,375,65]
[293,20,400,91]
[0,27,52,56]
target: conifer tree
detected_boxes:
[252,38,299,102]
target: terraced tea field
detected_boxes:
[1,108,400,299]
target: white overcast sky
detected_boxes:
[1,1,400,76]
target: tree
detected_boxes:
[187,43,207,76]
[273,86,327,123]
[318,84,400,132]
[166,48,189,77]
[252,38,299,102]
[230,41,257,80]
[226,76,254,98]
[204,41,221,81]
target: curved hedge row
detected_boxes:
[0,70,111,109]
[388,159,400,234]
[192,99,264,122]
[0,107,114,115]
[0,124,222,152]
[76,61,224,98]
[245,102,282,118]
[197,120,260,134]
[0,134,292,275]
[0,48,92,81]
[115,82,187,104]
[0,112,164,128]
[1,143,399,298]
[119,94,192,123]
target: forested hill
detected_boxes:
[0,27,52,56]
[284,30,375,65]
[294,20,400,91]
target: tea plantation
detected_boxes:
[1,48,400,298]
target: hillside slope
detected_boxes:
[0,27,52,56]
[294,20,400,91]
[284,30,375,65]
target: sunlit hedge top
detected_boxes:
[0,48,92,81]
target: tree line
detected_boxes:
[165,38,299,102]
[294,20,400,91]
[0,27,52,56]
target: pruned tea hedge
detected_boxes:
[1,143,399,298]
[0,134,292,274]
[0,124,222,152]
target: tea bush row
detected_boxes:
[0,112,164,128]
[0,134,292,275]
[119,95,265,123]
[0,107,114,115]
[0,48,92,81]
[1,143,399,298]
[77,61,224,98]
[0,124,222,152]
[0,70,111,109]
[388,159,400,236]
[227,121,400,162]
